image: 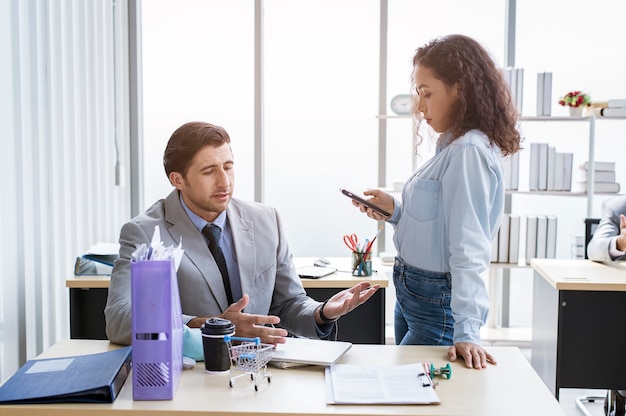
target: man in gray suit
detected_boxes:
[587,195,626,262]
[105,121,379,346]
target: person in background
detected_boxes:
[105,121,379,346]
[351,34,521,369]
[587,195,626,262]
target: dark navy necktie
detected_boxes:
[202,224,234,305]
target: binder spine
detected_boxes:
[131,259,183,400]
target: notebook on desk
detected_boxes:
[297,266,337,279]
[270,337,352,366]
[0,346,131,404]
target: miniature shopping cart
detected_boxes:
[224,335,273,391]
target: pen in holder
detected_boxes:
[352,251,372,277]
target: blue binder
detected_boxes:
[0,346,131,404]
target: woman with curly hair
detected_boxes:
[351,34,521,369]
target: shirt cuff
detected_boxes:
[453,322,482,345]
[609,237,625,260]
[315,321,335,338]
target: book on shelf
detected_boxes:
[580,161,616,172]
[491,230,499,263]
[536,72,552,116]
[529,143,549,191]
[535,215,548,259]
[491,213,521,264]
[585,99,626,117]
[502,67,524,113]
[576,168,616,183]
[571,181,621,193]
[497,213,510,263]
[562,153,573,191]
[525,214,538,265]
[508,214,521,264]
[600,107,626,117]
[608,98,626,108]
[546,146,556,191]
[553,153,565,191]
[503,152,520,190]
[546,215,557,259]
[537,143,548,191]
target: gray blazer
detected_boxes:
[105,190,321,345]
[587,195,626,262]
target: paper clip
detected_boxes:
[417,372,433,387]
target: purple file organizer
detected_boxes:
[131,259,183,400]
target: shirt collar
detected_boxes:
[179,192,227,232]
[436,132,453,153]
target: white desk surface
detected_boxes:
[67,257,390,290]
[531,258,626,291]
[0,339,565,416]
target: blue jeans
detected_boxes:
[393,257,454,346]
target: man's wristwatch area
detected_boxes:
[318,299,338,324]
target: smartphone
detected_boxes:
[340,188,391,217]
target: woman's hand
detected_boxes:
[353,189,394,221]
[448,342,497,369]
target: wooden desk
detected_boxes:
[530,259,626,398]
[67,257,390,344]
[0,339,565,416]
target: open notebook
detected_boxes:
[270,337,352,367]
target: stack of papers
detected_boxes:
[74,242,120,276]
[325,363,440,405]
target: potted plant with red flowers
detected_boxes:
[558,91,591,116]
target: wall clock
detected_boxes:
[390,94,413,115]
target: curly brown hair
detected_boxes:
[412,34,522,156]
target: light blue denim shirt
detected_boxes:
[387,129,505,344]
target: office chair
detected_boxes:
[575,218,625,416]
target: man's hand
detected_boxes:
[448,342,497,369]
[315,281,380,324]
[617,214,626,252]
[187,295,288,345]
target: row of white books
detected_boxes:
[529,143,573,191]
[491,213,557,264]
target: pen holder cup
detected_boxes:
[351,252,372,277]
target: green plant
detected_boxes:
[558,91,591,107]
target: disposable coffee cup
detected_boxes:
[201,318,236,373]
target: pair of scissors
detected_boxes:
[343,234,359,252]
